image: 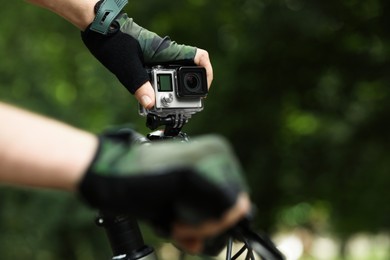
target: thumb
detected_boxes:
[135,82,156,109]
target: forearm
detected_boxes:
[25,0,98,30]
[0,102,98,191]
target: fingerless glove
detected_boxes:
[81,4,197,94]
[78,128,247,229]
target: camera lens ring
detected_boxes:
[184,73,201,90]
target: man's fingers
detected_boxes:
[172,193,251,239]
[194,49,213,89]
[134,81,155,109]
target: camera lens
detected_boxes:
[177,67,208,97]
[184,73,200,90]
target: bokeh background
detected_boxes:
[1,0,389,259]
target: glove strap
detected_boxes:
[91,0,128,35]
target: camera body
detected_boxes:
[139,65,208,118]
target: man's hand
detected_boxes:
[78,128,250,255]
[82,10,214,109]
[27,1,215,108]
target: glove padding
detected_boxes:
[78,128,247,234]
[81,13,197,94]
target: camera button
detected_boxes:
[161,94,174,107]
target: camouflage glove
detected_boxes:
[81,1,197,94]
[78,128,248,232]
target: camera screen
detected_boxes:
[158,74,173,92]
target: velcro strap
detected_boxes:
[91,0,128,35]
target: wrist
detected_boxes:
[27,0,99,30]
[74,0,100,31]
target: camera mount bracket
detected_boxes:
[145,113,191,137]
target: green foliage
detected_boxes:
[1,0,389,259]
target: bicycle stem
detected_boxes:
[96,213,157,260]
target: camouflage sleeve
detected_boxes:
[115,13,197,64]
